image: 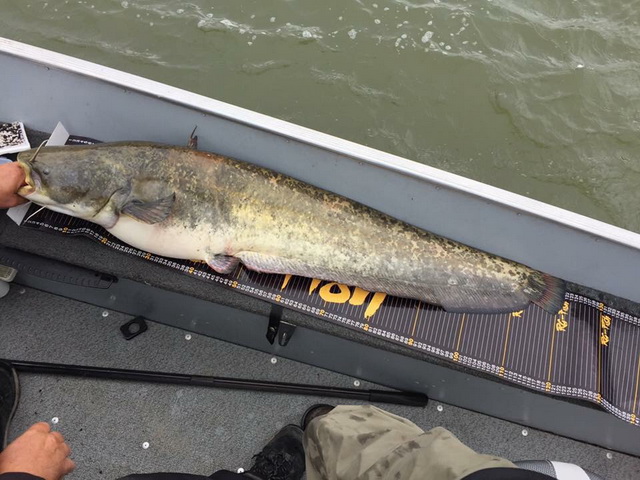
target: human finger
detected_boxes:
[7,161,26,179]
[59,440,72,458]
[11,195,28,205]
[0,194,27,208]
[63,457,76,474]
[2,163,26,188]
[50,431,65,444]
[29,422,51,433]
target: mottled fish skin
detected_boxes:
[17,142,565,313]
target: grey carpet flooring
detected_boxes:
[1,285,638,480]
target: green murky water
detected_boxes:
[2,0,640,232]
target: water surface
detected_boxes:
[3,0,640,232]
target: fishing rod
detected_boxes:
[5,359,429,407]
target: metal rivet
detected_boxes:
[270,357,277,364]
[521,429,528,437]
[436,405,443,412]
[142,442,150,449]
[606,452,613,460]
[102,311,109,317]
[353,380,361,387]
[19,288,26,295]
[51,417,59,424]
[236,468,245,474]
[185,334,192,341]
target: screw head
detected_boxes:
[102,311,109,318]
[521,429,528,437]
[353,380,361,387]
[51,417,59,424]
[436,405,444,412]
[185,334,192,341]
[270,357,277,364]
[142,442,150,449]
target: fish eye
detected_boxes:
[42,167,51,175]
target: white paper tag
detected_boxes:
[6,122,70,225]
[48,122,70,147]
[6,202,32,225]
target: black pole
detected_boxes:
[5,359,428,407]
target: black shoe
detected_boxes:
[301,404,334,431]
[243,424,305,480]
[0,360,19,450]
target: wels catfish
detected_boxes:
[17,142,565,314]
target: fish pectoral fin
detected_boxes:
[206,254,240,274]
[121,193,176,224]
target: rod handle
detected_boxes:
[368,389,428,407]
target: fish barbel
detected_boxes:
[17,142,565,313]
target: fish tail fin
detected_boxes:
[531,273,566,314]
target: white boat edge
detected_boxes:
[2,36,639,305]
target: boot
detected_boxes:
[0,360,19,450]
[243,424,305,480]
[301,404,334,431]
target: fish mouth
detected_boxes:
[16,161,39,196]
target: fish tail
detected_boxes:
[531,273,566,314]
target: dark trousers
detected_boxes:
[118,471,244,479]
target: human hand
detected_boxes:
[0,422,75,480]
[0,162,28,209]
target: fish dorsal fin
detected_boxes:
[122,193,175,224]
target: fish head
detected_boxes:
[17,146,132,227]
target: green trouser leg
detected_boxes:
[304,405,517,480]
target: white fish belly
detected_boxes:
[107,216,213,260]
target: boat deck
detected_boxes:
[1,222,639,479]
